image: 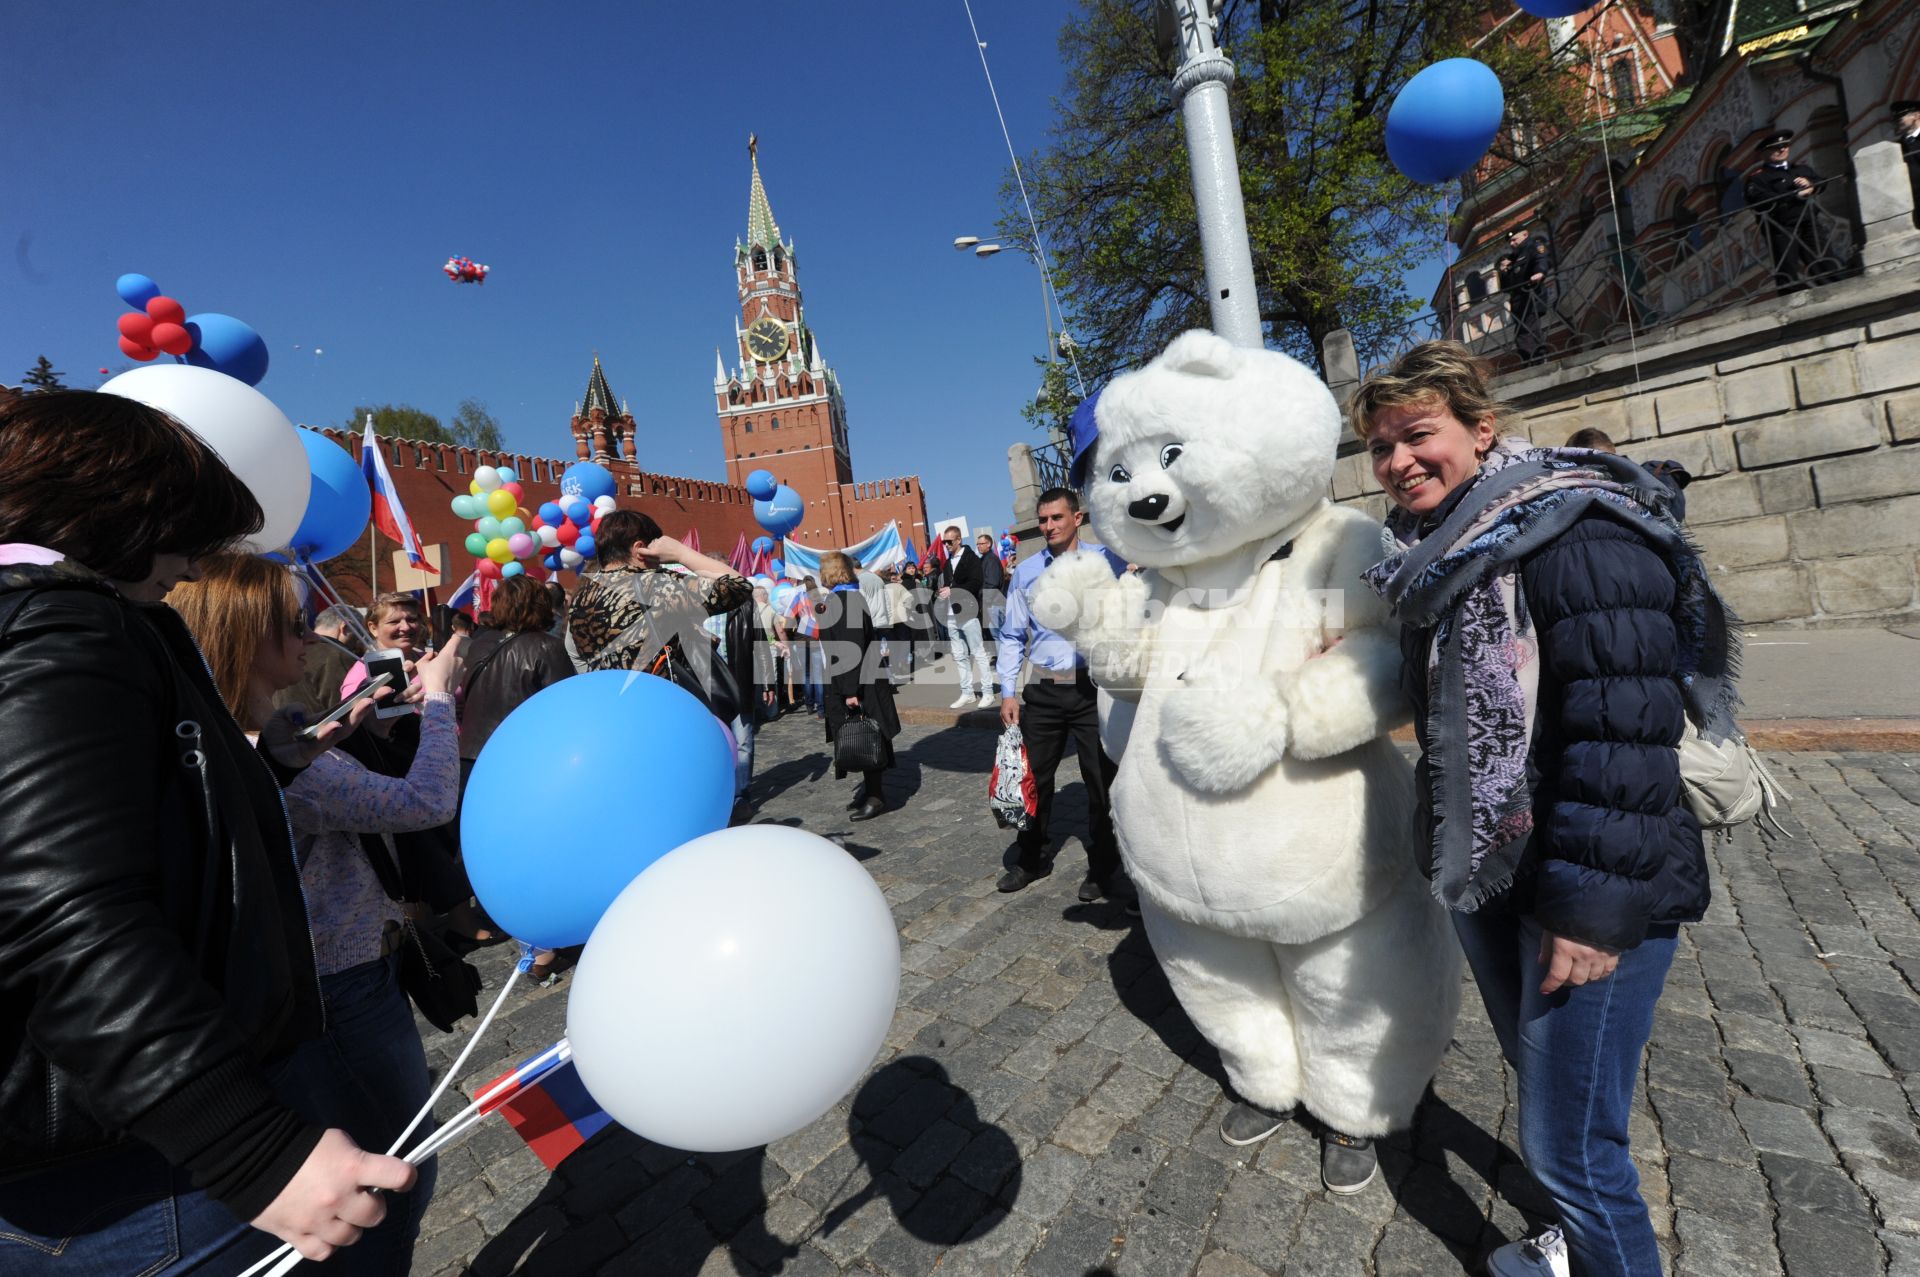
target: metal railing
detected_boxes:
[1366,174,1866,378]
[1032,439,1072,493]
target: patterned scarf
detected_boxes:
[1362,440,1739,911]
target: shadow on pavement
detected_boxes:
[463,1127,797,1277]
[820,1055,1023,1247]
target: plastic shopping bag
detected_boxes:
[988,724,1038,831]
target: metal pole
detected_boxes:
[1166,0,1263,349]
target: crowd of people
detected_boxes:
[0,335,1726,1277]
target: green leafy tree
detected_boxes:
[1010,0,1587,380]
[21,355,65,391]
[344,403,449,444]
[450,398,505,452]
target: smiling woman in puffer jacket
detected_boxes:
[1353,343,1729,1277]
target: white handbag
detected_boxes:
[1678,716,1789,836]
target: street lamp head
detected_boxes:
[952,236,980,250]
[974,243,1004,258]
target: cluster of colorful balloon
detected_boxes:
[532,492,616,574]
[461,672,899,1151]
[112,273,270,386]
[443,255,490,285]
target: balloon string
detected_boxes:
[238,959,530,1277]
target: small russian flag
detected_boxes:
[478,1052,606,1167]
[480,1054,611,1170]
[447,568,481,614]
[360,417,436,574]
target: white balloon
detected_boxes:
[593,495,617,511]
[559,547,584,569]
[99,364,309,555]
[473,465,502,493]
[567,826,899,1153]
[538,525,561,548]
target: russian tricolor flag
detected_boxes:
[360,417,436,574]
[479,1051,611,1170]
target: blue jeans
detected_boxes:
[1453,908,1677,1277]
[272,953,436,1277]
[0,1139,280,1276]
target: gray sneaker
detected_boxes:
[1219,1100,1294,1147]
[1320,1131,1377,1194]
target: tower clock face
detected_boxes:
[746,317,789,362]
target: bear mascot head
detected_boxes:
[1069,329,1342,571]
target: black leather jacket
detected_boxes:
[455,627,575,760]
[0,563,323,1219]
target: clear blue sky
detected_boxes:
[4,2,1445,538]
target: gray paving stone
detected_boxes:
[402,732,1920,1276]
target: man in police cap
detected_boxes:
[1743,128,1833,293]
[1896,100,1920,227]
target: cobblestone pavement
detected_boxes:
[408,721,1920,1276]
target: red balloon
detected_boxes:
[502,482,524,500]
[554,522,580,546]
[117,312,154,343]
[145,296,186,326]
[476,558,503,580]
[150,322,193,356]
[118,335,158,361]
[98,366,110,375]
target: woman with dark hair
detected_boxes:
[0,391,412,1272]
[565,508,751,676]
[457,574,573,778]
[816,551,901,822]
[1354,343,1721,1277]
[171,555,465,1277]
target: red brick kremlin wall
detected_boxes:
[308,429,925,602]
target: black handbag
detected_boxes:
[834,709,889,773]
[395,918,481,1033]
[649,638,743,725]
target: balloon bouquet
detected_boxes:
[447,459,619,604]
[110,272,271,386]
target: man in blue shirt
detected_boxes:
[995,487,1134,907]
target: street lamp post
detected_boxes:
[954,235,1060,371]
[1160,0,1263,349]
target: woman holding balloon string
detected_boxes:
[0,389,415,1272]
[171,554,467,1277]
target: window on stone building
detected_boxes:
[770,415,780,429]
[752,249,768,272]
[744,422,753,433]
[1607,55,1638,110]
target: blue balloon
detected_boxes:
[182,312,270,386]
[561,461,617,503]
[461,671,735,948]
[1516,0,1586,13]
[575,534,597,559]
[544,552,563,570]
[750,535,774,555]
[116,273,162,310]
[745,468,778,501]
[289,430,370,560]
[539,501,564,526]
[496,466,518,484]
[501,562,525,578]
[769,557,786,577]
[754,484,804,538]
[1385,58,1505,185]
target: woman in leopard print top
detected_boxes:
[565,510,752,673]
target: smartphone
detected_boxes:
[363,648,416,719]
[295,671,394,740]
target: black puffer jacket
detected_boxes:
[0,563,323,1219]
[1400,512,1710,949]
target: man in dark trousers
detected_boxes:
[1744,129,1833,292]
[994,487,1136,907]
[1896,100,1920,227]
[1497,225,1552,364]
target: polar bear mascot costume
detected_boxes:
[1031,330,1459,1192]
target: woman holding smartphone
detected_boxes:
[172,556,465,1277]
